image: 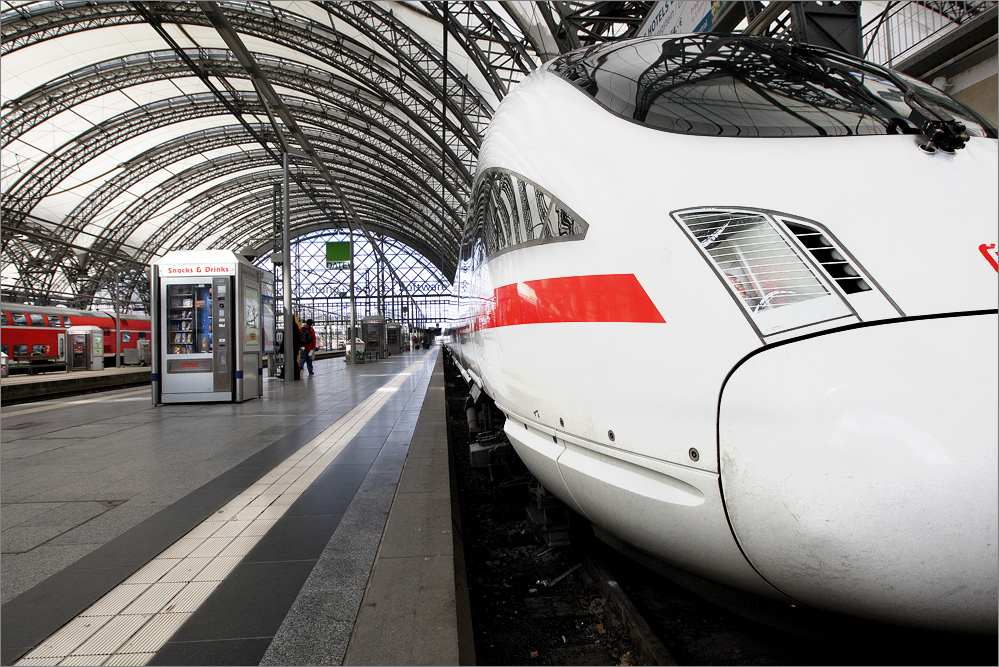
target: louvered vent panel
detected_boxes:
[676,210,830,313]
[783,221,871,294]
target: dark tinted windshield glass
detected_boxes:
[550,35,995,138]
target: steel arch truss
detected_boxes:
[1,1,656,308]
[279,229,455,330]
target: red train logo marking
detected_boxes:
[981,243,998,272]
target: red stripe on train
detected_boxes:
[485,274,665,328]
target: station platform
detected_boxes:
[1,347,471,666]
[1,366,152,405]
[0,351,346,405]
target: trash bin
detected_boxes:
[0,352,7,378]
[346,338,366,364]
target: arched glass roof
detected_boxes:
[1,1,656,308]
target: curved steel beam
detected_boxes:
[1,1,483,171]
[5,92,465,260]
[94,125,463,261]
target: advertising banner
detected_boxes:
[637,1,727,37]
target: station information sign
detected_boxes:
[326,241,351,270]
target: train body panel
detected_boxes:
[720,313,998,632]
[1,302,150,364]
[448,34,997,632]
[501,411,789,601]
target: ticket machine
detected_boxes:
[150,250,273,404]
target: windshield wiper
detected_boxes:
[818,48,971,152]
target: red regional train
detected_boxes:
[1,301,151,367]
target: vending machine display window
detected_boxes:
[167,284,212,355]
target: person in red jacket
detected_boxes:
[298,318,317,375]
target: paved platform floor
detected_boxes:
[1,348,466,665]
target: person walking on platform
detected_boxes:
[298,318,317,375]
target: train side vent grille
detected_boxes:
[783,220,871,294]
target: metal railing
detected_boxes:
[862,1,995,68]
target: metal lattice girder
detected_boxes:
[1,1,484,174]
[64,126,264,251]
[5,46,466,197]
[171,166,458,262]
[2,52,469,215]
[205,192,451,278]
[537,1,654,53]
[1,1,617,308]
[215,188,444,251]
[319,2,495,130]
[5,90,467,264]
[914,0,994,24]
[148,158,454,259]
[289,230,452,296]
[424,1,542,99]
[84,118,466,258]
[3,47,472,211]
[1,210,146,306]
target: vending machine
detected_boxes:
[386,322,402,356]
[150,250,273,404]
[361,315,387,359]
[68,326,103,371]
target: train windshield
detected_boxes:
[550,35,996,139]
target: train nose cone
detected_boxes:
[718,313,998,633]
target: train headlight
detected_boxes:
[673,208,858,337]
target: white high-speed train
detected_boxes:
[446,34,998,633]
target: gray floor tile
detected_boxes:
[29,501,109,527]
[1,543,99,604]
[1,502,58,530]
[45,505,160,547]
[1,524,68,553]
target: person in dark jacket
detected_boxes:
[298,318,317,375]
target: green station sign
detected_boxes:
[326,241,351,270]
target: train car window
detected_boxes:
[122,332,131,342]
[31,344,46,356]
[63,316,72,326]
[138,332,147,340]
[1,311,9,325]
[13,344,28,356]
[550,34,997,139]
[463,169,589,266]
[29,314,44,326]
[1,344,8,355]
[11,313,27,325]
[45,315,61,327]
